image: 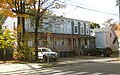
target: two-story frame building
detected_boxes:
[25,16,95,57]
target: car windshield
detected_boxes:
[42,48,52,52]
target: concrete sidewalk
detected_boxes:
[0,56,120,73]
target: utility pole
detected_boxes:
[116,0,120,58]
[116,0,120,21]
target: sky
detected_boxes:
[4,0,119,29]
[53,0,119,26]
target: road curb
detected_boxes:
[41,58,120,68]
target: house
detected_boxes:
[91,26,118,51]
[25,16,95,57]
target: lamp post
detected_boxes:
[116,0,120,21]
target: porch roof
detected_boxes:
[54,45,73,52]
[28,32,95,38]
[50,33,95,38]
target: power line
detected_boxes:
[69,3,118,16]
[67,0,90,7]
[66,6,78,14]
[58,0,118,16]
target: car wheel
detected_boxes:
[87,53,90,56]
[43,56,47,62]
[101,53,105,57]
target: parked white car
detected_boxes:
[38,47,58,61]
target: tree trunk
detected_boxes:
[34,16,39,60]
[34,0,41,61]
[22,17,25,36]
[22,1,26,37]
[17,17,22,50]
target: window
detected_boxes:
[62,39,64,45]
[78,22,81,25]
[53,18,56,20]
[86,27,89,35]
[68,20,70,22]
[85,39,87,45]
[110,33,112,37]
[81,26,84,34]
[61,24,64,28]
[106,35,108,45]
[74,25,78,34]
[38,49,42,52]
[55,41,57,45]
[84,23,86,26]
[61,20,64,22]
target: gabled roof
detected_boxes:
[91,26,117,38]
[91,26,112,33]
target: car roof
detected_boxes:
[38,47,50,49]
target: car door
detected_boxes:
[38,48,43,59]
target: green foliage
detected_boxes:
[13,32,34,61]
[90,22,100,29]
[0,14,6,34]
[0,14,5,21]
[0,28,15,49]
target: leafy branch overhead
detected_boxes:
[0,0,65,18]
[0,0,66,61]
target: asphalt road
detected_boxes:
[1,61,120,75]
[47,62,120,75]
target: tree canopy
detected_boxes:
[0,0,66,61]
[90,22,100,29]
[102,18,116,27]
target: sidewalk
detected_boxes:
[0,56,120,73]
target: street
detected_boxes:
[1,60,120,75]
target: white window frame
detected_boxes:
[74,25,78,34]
[80,25,84,34]
[86,26,90,35]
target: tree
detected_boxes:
[90,22,100,29]
[112,22,120,31]
[0,0,30,53]
[28,0,65,60]
[0,0,65,61]
[0,27,15,62]
[103,18,116,27]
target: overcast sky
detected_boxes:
[4,0,119,29]
[53,0,119,26]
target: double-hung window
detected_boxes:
[86,26,90,35]
[74,25,78,34]
[80,25,84,34]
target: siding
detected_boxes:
[71,21,74,34]
[95,32,104,48]
[64,20,72,34]
[25,17,91,36]
[78,22,81,34]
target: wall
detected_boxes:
[95,32,104,48]
[25,16,91,36]
[95,28,118,51]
